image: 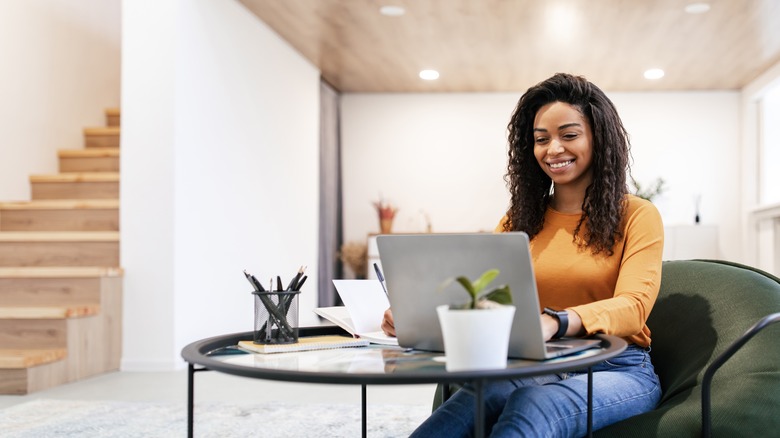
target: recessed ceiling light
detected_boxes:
[684,3,711,14]
[644,68,665,80]
[379,5,405,16]
[419,70,440,80]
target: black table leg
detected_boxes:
[442,383,452,403]
[474,379,485,438]
[188,364,209,438]
[362,384,367,438]
[188,363,195,438]
[587,366,593,438]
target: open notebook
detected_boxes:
[313,279,398,346]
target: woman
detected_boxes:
[382,73,663,437]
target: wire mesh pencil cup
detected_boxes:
[253,290,300,344]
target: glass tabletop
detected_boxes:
[182,326,627,386]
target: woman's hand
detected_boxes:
[541,310,584,340]
[540,313,560,341]
[381,308,396,337]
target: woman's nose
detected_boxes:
[548,139,564,155]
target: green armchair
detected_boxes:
[433,260,780,436]
[596,259,780,436]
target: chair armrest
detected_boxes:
[702,312,780,437]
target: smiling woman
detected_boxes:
[408,73,664,437]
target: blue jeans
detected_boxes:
[411,345,661,438]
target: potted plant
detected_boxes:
[436,269,515,371]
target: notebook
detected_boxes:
[236,336,369,354]
[375,232,600,360]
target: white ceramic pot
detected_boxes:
[436,304,516,371]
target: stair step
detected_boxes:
[0,266,123,277]
[58,148,119,172]
[0,231,119,242]
[30,172,119,200]
[0,360,68,394]
[84,127,120,148]
[0,304,100,319]
[0,319,66,349]
[105,108,120,127]
[0,266,123,306]
[0,348,69,394]
[0,348,67,369]
[0,232,120,267]
[0,199,119,231]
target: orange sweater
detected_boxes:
[496,195,663,347]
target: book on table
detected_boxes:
[313,279,399,346]
[237,335,369,354]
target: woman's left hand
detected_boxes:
[540,313,560,341]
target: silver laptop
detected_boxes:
[376,232,600,360]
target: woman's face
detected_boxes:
[532,101,594,190]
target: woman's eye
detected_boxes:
[535,137,549,144]
[563,133,578,140]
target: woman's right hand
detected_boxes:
[381,308,396,337]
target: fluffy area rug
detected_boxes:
[0,399,430,437]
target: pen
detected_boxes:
[286,265,306,291]
[374,263,389,297]
[244,270,265,292]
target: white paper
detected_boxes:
[312,306,398,346]
[312,306,356,336]
[332,279,390,334]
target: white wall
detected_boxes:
[341,90,741,261]
[342,93,518,239]
[121,0,320,370]
[610,92,740,260]
[0,0,121,201]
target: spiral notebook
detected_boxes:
[237,335,369,354]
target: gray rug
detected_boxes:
[0,399,430,437]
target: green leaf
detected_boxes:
[455,276,476,295]
[438,269,509,310]
[471,269,499,294]
[481,285,512,305]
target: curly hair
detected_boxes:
[502,73,631,256]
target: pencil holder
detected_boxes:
[253,290,300,344]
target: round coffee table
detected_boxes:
[182,326,626,438]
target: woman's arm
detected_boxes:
[569,198,664,339]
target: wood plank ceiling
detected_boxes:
[238,0,780,93]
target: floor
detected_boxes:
[0,369,438,410]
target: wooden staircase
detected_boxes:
[0,109,123,394]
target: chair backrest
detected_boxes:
[597,260,780,437]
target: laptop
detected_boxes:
[376,232,600,360]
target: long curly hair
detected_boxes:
[502,73,631,256]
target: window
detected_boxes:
[760,83,780,205]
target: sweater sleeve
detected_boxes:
[569,199,664,344]
[495,215,509,233]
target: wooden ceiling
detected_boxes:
[238,0,780,93]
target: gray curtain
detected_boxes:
[318,79,343,307]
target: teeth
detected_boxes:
[549,160,572,169]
